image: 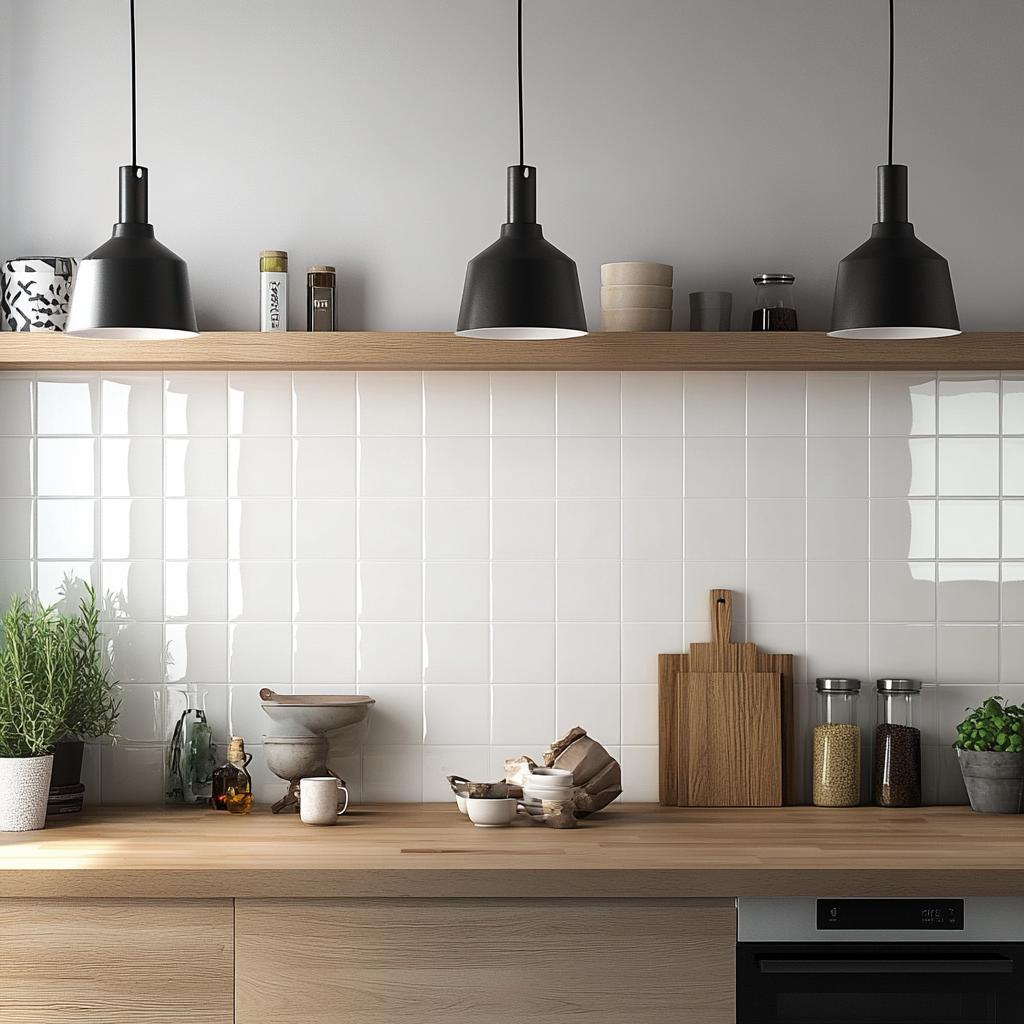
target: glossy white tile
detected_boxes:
[37,377,97,434]
[806,372,868,436]
[358,561,422,622]
[684,498,745,560]
[102,561,163,622]
[745,372,805,436]
[36,561,95,605]
[747,436,805,498]
[110,682,163,743]
[621,499,682,561]
[229,561,293,621]
[1000,627,1024,683]
[805,623,869,682]
[807,437,867,498]
[492,436,554,497]
[745,561,804,622]
[230,436,291,497]
[165,437,227,497]
[938,437,999,496]
[38,498,94,558]
[423,371,490,435]
[684,436,744,498]
[491,498,555,559]
[0,375,33,435]
[938,500,999,560]
[294,436,356,497]
[806,499,867,560]
[557,684,620,743]
[557,436,620,497]
[937,563,999,622]
[1003,376,1024,435]
[0,437,32,496]
[619,745,659,802]
[938,375,999,435]
[101,498,162,561]
[1003,437,1024,495]
[165,498,227,560]
[556,622,620,683]
[294,498,355,560]
[38,437,94,495]
[620,623,684,684]
[870,560,936,622]
[357,622,422,683]
[937,624,999,684]
[869,499,935,560]
[870,437,935,498]
[490,683,555,745]
[163,623,229,683]
[362,744,423,802]
[108,621,164,682]
[622,560,683,622]
[357,498,421,560]
[490,371,555,435]
[622,436,682,497]
[293,371,356,435]
[556,372,620,435]
[423,622,489,683]
[228,622,293,683]
[293,622,357,685]
[491,623,555,683]
[557,499,620,560]
[557,561,620,622]
[492,561,554,621]
[621,684,658,744]
[424,499,488,560]
[358,683,423,744]
[228,371,293,435]
[163,372,227,435]
[1003,563,1024,620]
[358,436,421,497]
[747,499,804,561]
[101,437,163,497]
[0,499,32,559]
[869,623,936,681]
[424,683,490,745]
[294,560,356,622]
[165,560,227,621]
[356,371,422,436]
[228,498,291,559]
[683,372,745,435]
[424,561,489,622]
[806,561,868,622]
[422,746,490,802]
[870,373,936,435]
[425,436,489,497]
[1005,502,1024,559]
[100,743,164,804]
[621,371,682,436]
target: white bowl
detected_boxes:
[528,768,573,784]
[455,793,468,814]
[466,797,517,827]
[260,695,374,737]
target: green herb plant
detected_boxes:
[0,583,119,758]
[953,696,1024,753]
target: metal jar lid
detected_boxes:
[876,678,921,693]
[816,678,861,692]
[753,273,795,285]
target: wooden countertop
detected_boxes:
[2,803,1023,899]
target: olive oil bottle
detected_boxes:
[211,737,254,814]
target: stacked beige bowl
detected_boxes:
[600,262,674,331]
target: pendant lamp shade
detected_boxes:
[457,166,587,340]
[828,165,959,340]
[66,166,198,340]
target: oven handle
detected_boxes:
[759,958,1013,974]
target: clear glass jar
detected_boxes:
[812,678,861,807]
[751,273,798,331]
[165,687,217,805]
[873,678,922,807]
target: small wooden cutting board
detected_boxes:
[658,590,795,807]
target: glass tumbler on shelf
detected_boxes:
[751,273,798,331]
[873,678,922,807]
[812,678,862,807]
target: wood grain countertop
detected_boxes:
[2,803,1023,899]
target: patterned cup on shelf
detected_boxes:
[1,257,77,332]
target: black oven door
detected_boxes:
[737,942,1024,1024]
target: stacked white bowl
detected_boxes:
[521,767,574,814]
[600,262,674,331]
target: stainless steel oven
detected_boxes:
[737,898,1024,1024]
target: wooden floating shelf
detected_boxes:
[1,330,1023,371]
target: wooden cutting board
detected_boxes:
[658,589,795,807]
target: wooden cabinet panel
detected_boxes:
[0,898,233,1024]
[236,897,736,1024]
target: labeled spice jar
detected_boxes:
[307,265,336,331]
[812,678,861,807]
[260,250,288,331]
[873,678,922,807]
[751,273,798,331]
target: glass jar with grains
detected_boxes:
[812,678,862,807]
[873,678,922,807]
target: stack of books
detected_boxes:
[47,783,85,815]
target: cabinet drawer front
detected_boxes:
[236,897,735,1024]
[0,898,233,1024]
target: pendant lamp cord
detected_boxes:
[517,0,524,168]
[130,0,138,168]
[887,0,894,166]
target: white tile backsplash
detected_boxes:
[10,368,1024,805]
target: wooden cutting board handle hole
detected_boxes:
[710,589,733,647]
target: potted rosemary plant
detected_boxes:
[953,696,1024,814]
[0,584,118,831]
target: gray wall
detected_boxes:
[1,0,1022,333]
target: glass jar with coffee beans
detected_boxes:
[751,273,798,331]
[812,678,862,807]
[873,678,922,807]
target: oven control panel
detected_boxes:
[817,899,964,931]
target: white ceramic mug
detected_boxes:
[296,776,350,825]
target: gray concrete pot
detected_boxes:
[957,749,1024,814]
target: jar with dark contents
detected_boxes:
[873,678,922,807]
[812,678,861,807]
[751,274,798,331]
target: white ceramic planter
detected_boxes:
[0,754,53,831]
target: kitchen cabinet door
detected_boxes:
[236,897,735,1024]
[0,898,234,1024]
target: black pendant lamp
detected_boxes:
[456,0,587,340]
[66,0,197,340]
[828,0,959,340]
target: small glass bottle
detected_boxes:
[873,678,922,807]
[307,266,336,331]
[211,737,254,814]
[812,678,861,807]
[751,274,798,331]
[165,697,216,805]
[260,250,288,331]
